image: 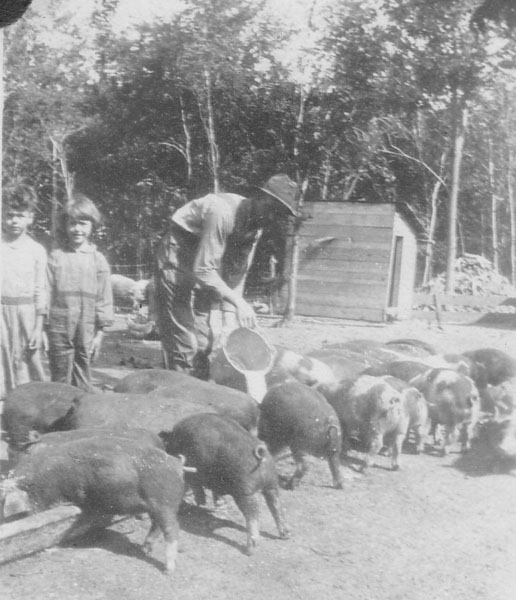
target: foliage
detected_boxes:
[3,0,516,293]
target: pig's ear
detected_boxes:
[3,489,31,518]
[456,360,470,376]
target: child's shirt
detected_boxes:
[1,233,47,315]
[47,243,113,332]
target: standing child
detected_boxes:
[1,184,47,397]
[47,194,113,390]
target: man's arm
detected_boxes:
[193,210,257,327]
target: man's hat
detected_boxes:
[258,174,299,217]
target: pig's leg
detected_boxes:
[162,518,180,574]
[362,434,383,472]
[233,493,261,555]
[390,432,405,470]
[459,421,474,452]
[288,449,308,489]
[262,487,290,540]
[147,505,180,574]
[326,423,343,488]
[327,451,343,489]
[441,425,456,456]
[430,420,442,447]
[339,424,351,460]
[191,481,207,506]
[413,425,425,454]
[143,516,161,555]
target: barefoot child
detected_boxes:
[47,194,113,390]
[1,184,47,397]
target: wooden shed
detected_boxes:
[282,202,420,322]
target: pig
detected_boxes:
[307,347,382,383]
[481,377,516,417]
[380,376,429,454]
[384,338,438,358]
[362,360,431,383]
[115,369,260,430]
[57,388,258,437]
[322,340,404,364]
[425,353,475,377]
[463,348,516,388]
[161,413,290,555]
[110,274,148,310]
[2,382,86,453]
[0,435,185,574]
[412,368,480,456]
[258,381,343,489]
[327,375,409,472]
[477,416,516,467]
[270,347,339,389]
[113,369,260,433]
[18,428,165,455]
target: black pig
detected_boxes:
[258,381,343,489]
[161,413,290,555]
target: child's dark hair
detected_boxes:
[3,183,38,212]
[63,193,102,226]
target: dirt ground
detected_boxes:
[2,314,516,600]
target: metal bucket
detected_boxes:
[210,327,274,403]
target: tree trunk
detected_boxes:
[508,147,516,286]
[0,30,4,397]
[51,140,60,242]
[204,66,219,193]
[280,182,308,325]
[280,87,308,325]
[488,135,499,271]
[179,93,193,185]
[445,100,469,295]
[422,149,448,287]
[343,171,361,201]
[321,152,331,202]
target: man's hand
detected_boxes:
[89,330,105,363]
[235,298,257,329]
[28,320,44,350]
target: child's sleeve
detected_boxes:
[95,252,114,329]
[34,243,48,316]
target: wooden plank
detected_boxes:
[302,212,396,228]
[0,505,82,564]
[296,289,386,309]
[297,261,389,277]
[296,302,385,322]
[297,279,387,297]
[0,506,117,565]
[297,271,389,284]
[298,224,393,242]
[298,246,391,263]
[299,239,392,250]
[305,203,395,217]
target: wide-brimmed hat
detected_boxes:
[258,174,299,217]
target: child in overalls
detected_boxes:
[1,184,47,397]
[47,194,113,390]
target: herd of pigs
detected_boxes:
[1,336,516,576]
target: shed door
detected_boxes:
[388,236,403,307]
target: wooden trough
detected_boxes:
[0,506,112,565]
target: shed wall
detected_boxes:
[290,203,397,322]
